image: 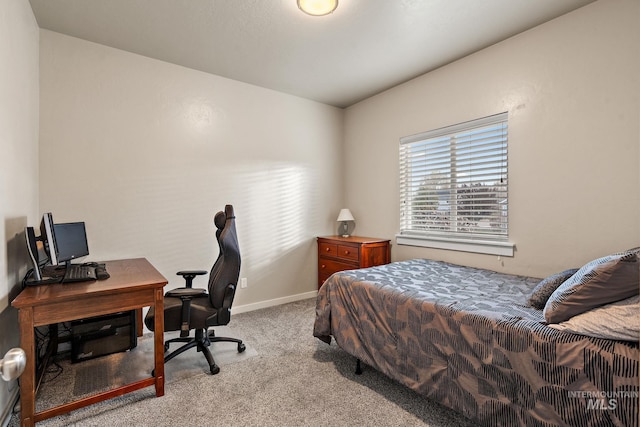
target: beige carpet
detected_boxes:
[71,326,257,396]
[9,299,474,427]
[27,326,256,412]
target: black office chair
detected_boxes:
[144,204,245,375]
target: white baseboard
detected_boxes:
[232,290,317,314]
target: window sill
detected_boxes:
[396,234,514,257]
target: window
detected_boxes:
[397,112,514,256]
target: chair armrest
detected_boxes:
[166,287,207,298]
[222,284,236,309]
[217,284,236,325]
[176,270,208,288]
[177,270,208,276]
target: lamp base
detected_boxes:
[339,221,352,238]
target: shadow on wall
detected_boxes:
[4,217,29,306]
[0,303,20,421]
[1,217,28,414]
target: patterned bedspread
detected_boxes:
[313,259,639,426]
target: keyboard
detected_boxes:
[63,265,97,283]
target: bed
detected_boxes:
[313,258,639,426]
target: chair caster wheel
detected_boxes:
[210,364,220,375]
[164,343,170,352]
[238,343,246,353]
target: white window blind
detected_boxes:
[398,113,511,254]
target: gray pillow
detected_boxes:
[526,268,579,309]
[548,295,640,341]
[543,251,639,323]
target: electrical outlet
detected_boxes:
[241,278,248,288]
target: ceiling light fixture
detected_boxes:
[297,0,338,16]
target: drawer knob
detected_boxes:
[321,264,326,269]
[344,250,350,255]
[325,247,330,252]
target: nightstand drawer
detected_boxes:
[318,242,338,258]
[318,258,356,275]
[318,259,356,285]
[337,245,359,261]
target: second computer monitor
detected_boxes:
[54,222,89,265]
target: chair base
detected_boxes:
[161,328,246,375]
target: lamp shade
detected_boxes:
[336,208,355,222]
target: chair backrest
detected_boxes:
[208,205,241,310]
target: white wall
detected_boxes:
[39,31,344,309]
[0,0,40,423]
[343,0,639,278]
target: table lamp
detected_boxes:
[336,208,355,237]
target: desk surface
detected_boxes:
[13,258,168,327]
[13,258,167,309]
[12,257,168,426]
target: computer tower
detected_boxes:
[71,311,137,363]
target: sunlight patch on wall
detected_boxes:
[239,163,312,274]
[80,161,319,296]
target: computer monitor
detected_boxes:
[54,222,89,265]
[24,219,67,285]
[39,212,90,267]
[24,214,91,285]
[40,212,58,265]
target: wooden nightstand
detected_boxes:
[317,236,391,289]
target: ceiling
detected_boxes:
[29,0,595,108]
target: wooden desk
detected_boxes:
[12,258,168,426]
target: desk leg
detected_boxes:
[153,288,165,397]
[18,308,35,427]
[136,308,143,337]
